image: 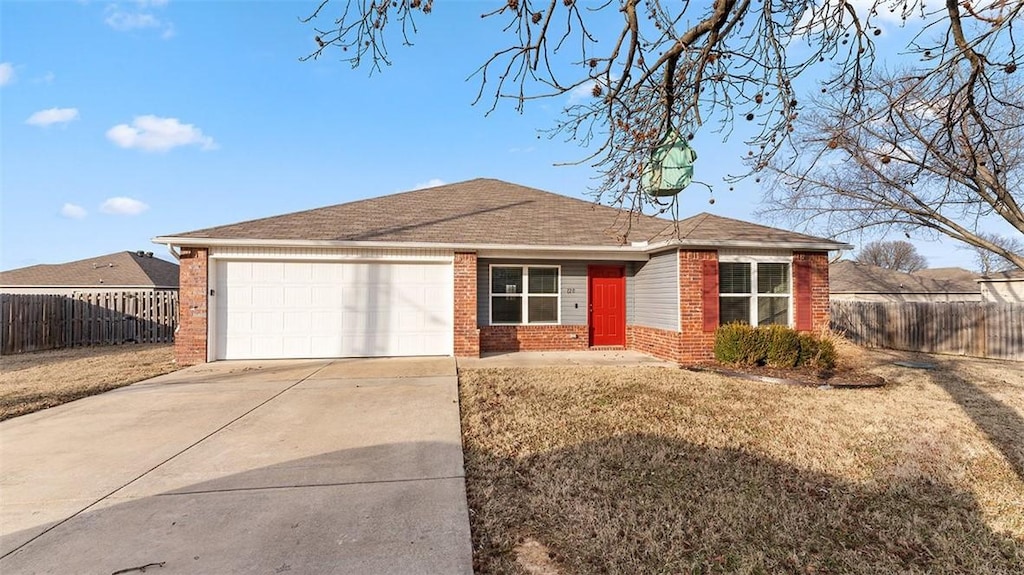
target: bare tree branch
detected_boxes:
[300,0,1024,254]
[762,65,1024,269]
[969,232,1024,273]
[855,240,928,272]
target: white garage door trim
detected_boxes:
[209,259,454,360]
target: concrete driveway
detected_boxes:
[0,357,472,574]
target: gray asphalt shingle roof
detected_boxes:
[164,178,843,249]
[977,269,1024,281]
[0,251,179,288]
[830,260,979,294]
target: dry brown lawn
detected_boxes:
[460,346,1024,574]
[0,344,177,420]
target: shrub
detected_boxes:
[746,327,771,366]
[798,333,837,371]
[716,324,838,371]
[764,325,800,368]
[715,322,747,365]
[797,333,818,366]
[812,338,837,370]
[715,323,757,365]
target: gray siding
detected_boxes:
[630,249,679,331]
[477,259,635,326]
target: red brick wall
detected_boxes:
[678,250,718,363]
[480,325,589,352]
[794,251,830,331]
[626,325,681,362]
[453,252,481,357]
[175,247,208,366]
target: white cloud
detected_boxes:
[106,115,217,152]
[26,107,80,127]
[104,2,174,37]
[567,76,617,104]
[0,62,14,86]
[105,10,159,30]
[793,0,907,40]
[569,81,598,104]
[100,196,149,216]
[847,0,907,25]
[32,71,56,84]
[413,178,446,190]
[60,203,88,219]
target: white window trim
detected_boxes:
[488,264,561,325]
[717,255,793,327]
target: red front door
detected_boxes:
[588,265,626,346]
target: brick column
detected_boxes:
[678,249,718,363]
[794,251,830,331]
[175,247,208,366]
[453,252,480,357]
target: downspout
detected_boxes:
[164,243,182,344]
[165,244,181,261]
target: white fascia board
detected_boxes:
[152,235,851,256]
[207,252,453,264]
[477,249,649,261]
[645,238,854,252]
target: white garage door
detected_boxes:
[213,261,453,360]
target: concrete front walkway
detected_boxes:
[0,358,472,575]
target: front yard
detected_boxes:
[460,349,1024,574]
[2,340,1021,572]
[0,344,177,420]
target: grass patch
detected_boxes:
[0,344,176,420]
[460,352,1024,574]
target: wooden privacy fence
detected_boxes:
[0,291,178,355]
[831,301,1024,361]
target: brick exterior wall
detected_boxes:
[480,325,589,352]
[453,252,481,357]
[626,325,681,362]
[677,249,719,363]
[794,251,831,331]
[169,246,830,366]
[175,247,208,366]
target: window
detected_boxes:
[490,265,560,324]
[718,261,791,326]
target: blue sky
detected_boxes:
[0,0,989,271]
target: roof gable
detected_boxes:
[0,251,179,288]
[161,178,844,250]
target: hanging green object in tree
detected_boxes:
[641,130,697,197]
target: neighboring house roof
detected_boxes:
[0,251,179,288]
[830,260,980,295]
[913,267,978,283]
[155,178,849,252]
[977,269,1024,282]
